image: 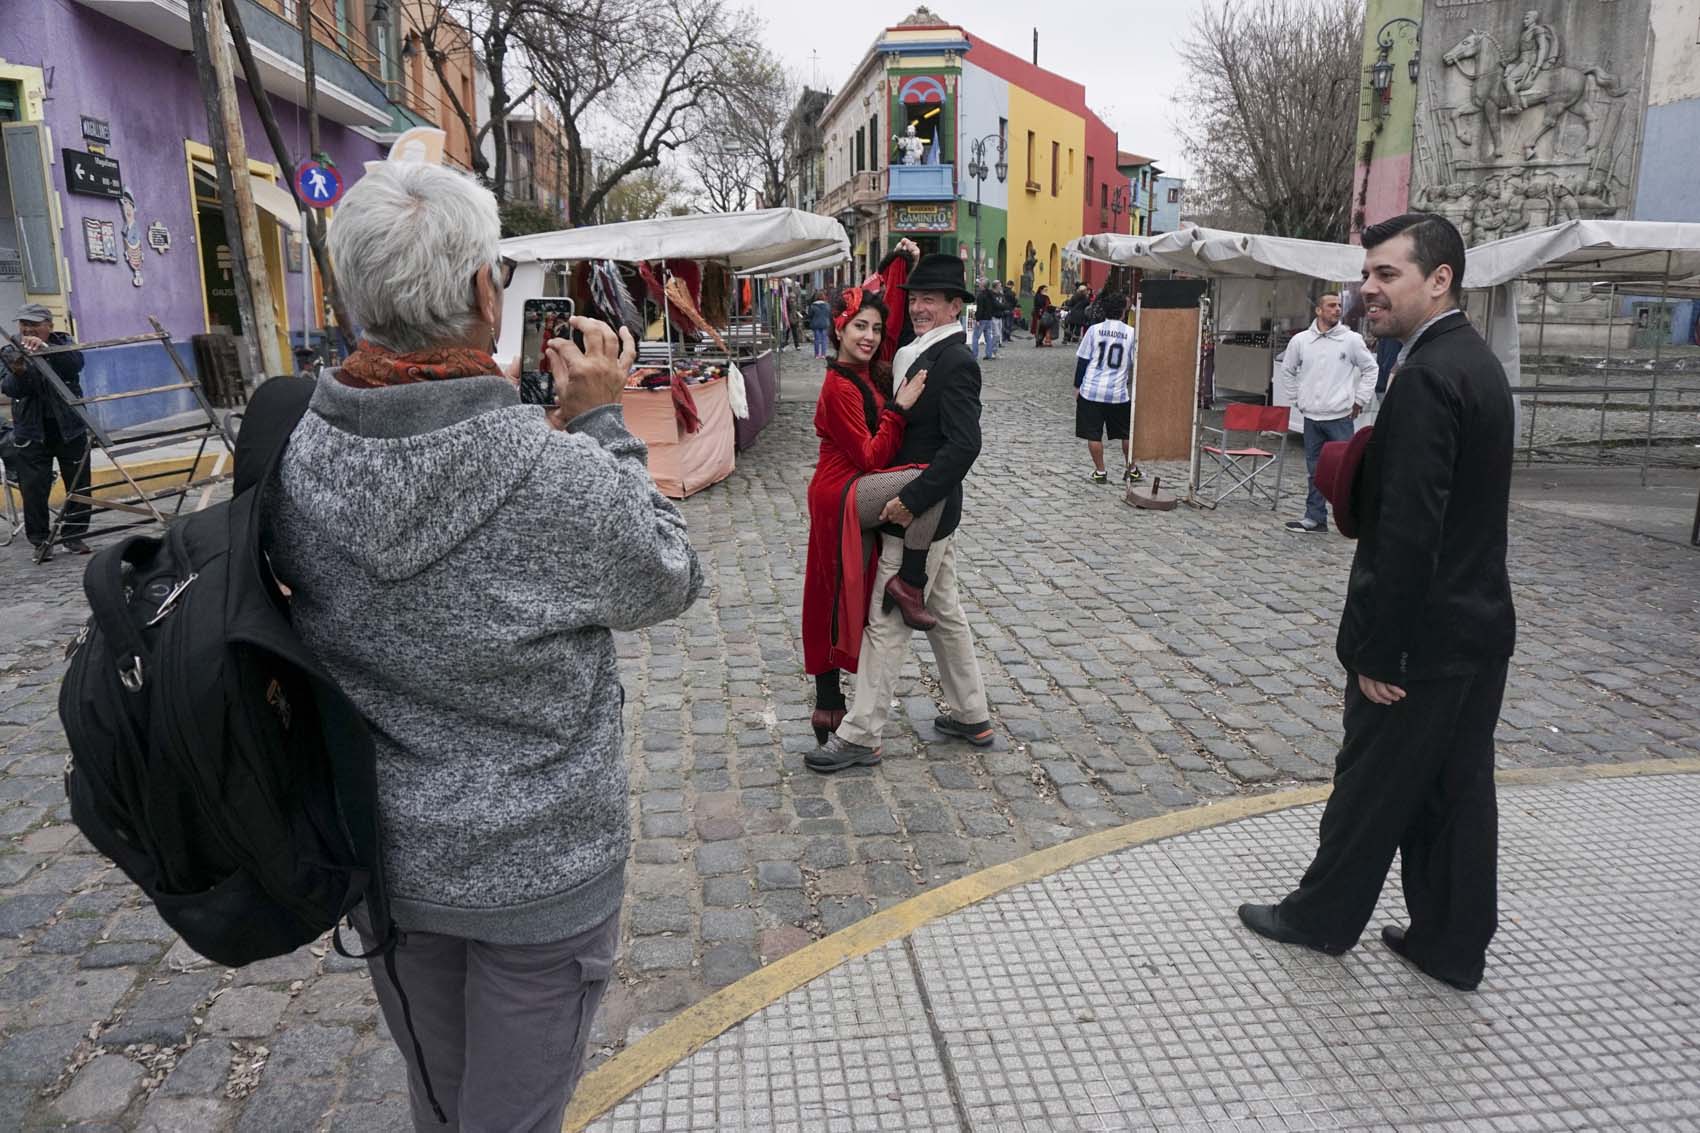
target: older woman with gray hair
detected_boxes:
[264,161,703,1131]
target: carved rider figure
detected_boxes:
[894,123,926,166]
[1503,10,1560,112]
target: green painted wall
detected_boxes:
[1352,0,1423,236]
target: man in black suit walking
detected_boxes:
[1238,213,1516,991]
[809,254,993,773]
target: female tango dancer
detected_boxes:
[799,242,946,743]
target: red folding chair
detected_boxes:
[1199,404,1291,510]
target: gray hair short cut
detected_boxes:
[328,163,502,353]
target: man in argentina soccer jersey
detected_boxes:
[1073,291,1141,485]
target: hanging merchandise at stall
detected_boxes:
[588,259,644,337]
[498,210,849,491]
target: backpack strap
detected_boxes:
[234,376,315,496]
[82,537,162,691]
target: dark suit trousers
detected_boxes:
[1280,658,1508,985]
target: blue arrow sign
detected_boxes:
[294,160,345,208]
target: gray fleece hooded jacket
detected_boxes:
[266,374,703,944]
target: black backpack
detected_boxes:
[59,376,391,967]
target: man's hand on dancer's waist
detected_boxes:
[880,497,915,526]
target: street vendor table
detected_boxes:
[621,377,734,499]
[734,349,777,451]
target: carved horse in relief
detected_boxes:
[1442,29,1623,161]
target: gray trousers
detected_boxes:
[356,906,620,1132]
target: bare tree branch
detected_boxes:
[522,0,758,224]
[1174,0,1363,241]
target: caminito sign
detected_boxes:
[891,203,954,232]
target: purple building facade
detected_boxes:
[3,0,393,426]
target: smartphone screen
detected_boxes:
[520,298,575,404]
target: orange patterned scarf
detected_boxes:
[335,340,500,388]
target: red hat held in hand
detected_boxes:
[1315,426,1375,538]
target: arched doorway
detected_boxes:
[1048,243,1060,288]
[996,238,1007,282]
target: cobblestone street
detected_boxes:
[2,341,1698,1128]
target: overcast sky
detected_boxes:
[745,0,1200,178]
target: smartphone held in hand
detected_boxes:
[520,298,575,404]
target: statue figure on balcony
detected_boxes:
[894,123,926,166]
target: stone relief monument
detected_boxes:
[1411,0,1648,250]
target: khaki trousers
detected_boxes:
[838,534,989,748]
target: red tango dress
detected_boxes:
[801,363,913,675]
[799,249,917,675]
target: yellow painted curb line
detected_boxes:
[563,756,1700,1131]
[564,784,1326,1130]
[564,755,1700,1122]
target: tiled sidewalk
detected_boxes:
[584,770,1700,1132]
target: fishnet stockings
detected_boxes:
[853,468,942,550]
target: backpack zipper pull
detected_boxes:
[145,573,200,627]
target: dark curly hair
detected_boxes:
[827,289,889,346]
[826,289,893,393]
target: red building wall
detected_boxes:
[960,31,1127,292]
[1080,111,1122,291]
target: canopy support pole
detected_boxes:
[1599,283,1617,459]
[1527,278,1550,467]
[1185,293,1211,508]
[1646,251,1672,487]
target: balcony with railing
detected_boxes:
[73,0,393,128]
[886,163,954,202]
[818,170,887,217]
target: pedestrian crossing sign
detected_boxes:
[294,160,345,209]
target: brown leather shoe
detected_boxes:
[881,577,937,630]
[811,708,846,745]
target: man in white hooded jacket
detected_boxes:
[1280,291,1378,532]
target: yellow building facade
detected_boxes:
[1006,85,1085,298]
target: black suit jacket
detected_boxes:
[892,332,983,540]
[1336,312,1517,683]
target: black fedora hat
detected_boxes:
[905,253,975,303]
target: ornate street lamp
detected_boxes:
[968,132,1007,281]
[1370,54,1394,96]
[1369,16,1421,128]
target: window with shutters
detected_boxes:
[2,123,61,295]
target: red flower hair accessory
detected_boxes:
[832,285,865,335]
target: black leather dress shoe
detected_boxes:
[1380,925,1480,991]
[1237,903,1351,956]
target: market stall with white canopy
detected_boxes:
[1463,219,1700,384]
[1070,228,1365,399]
[496,210,848,495]
[1070,227,1366,502]
[1462,220,1700,510]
